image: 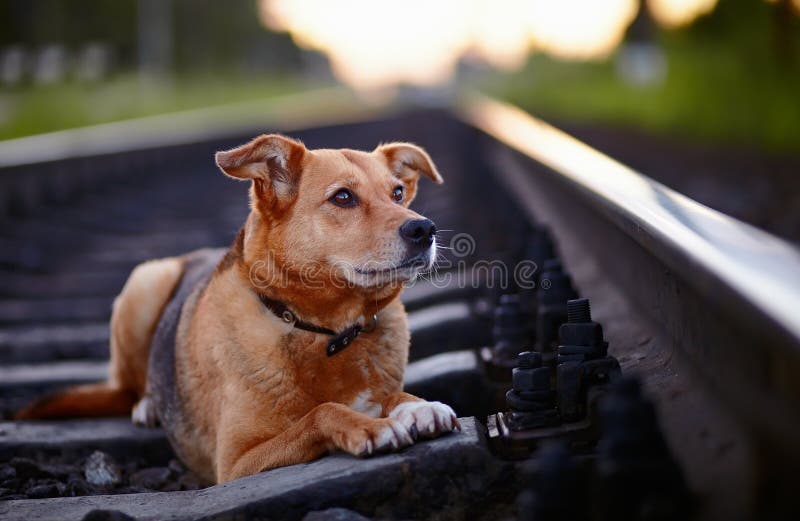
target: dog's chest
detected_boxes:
[289,331,404,414]
[346,389,382,417]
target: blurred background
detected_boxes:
[1,0,799,240]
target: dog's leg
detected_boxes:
[217,402,414,482]
[381,392,460,439]
[16,257,183,420]
[110,258,184,397]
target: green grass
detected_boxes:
[479,37,800,153]
[3,31,799,155]
[0,73,309,140]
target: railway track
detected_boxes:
[1,90,798,520]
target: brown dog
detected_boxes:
[17,135,459,483]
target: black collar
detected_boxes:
[257,293,377,356]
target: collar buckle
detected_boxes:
[362,314,378,333]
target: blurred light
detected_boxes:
[615,42,667,87]
[524,0,638,61]
[260,0,638,92]
[468,0,532,70]
[764,0,800,15]
[647,0,718,29]
[260,0,470,90]
[75,44,113,83]
[0,47,27,86]
[34,45,68,85]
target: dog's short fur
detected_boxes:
[17,135,459,483]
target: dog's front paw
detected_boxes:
[335,418,414,458]
[388,401,460,439]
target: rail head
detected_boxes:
[456,93,800,347]
[0,87,391,170]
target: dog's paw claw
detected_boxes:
[389,401,459,439]
[371,420,414,453]
[341,419,413,458]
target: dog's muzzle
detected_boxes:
[399,218,436,255]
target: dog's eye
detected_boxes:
[330,188,356,208]
[392,185,404,203]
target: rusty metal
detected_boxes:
[516,442,590,521]
[504,351,558,431]
[535,259,577,364]
[514,378,692,521]
[594,378,693,521]
[457,94,800,464]
[488,294,530,367]
[488,297,622,459]
[556,298,619,422]
[517,226,555,333]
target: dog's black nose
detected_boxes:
[399,218,436,249]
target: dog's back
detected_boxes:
[15,255,187,421]
[147,248,225,468]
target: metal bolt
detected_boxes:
[542,258,562,272]
[492,293,530,364]
[536,259,578,357]
[596,376,692,520]
[567,298,591,324]
[557,298,607,362]
[517,351,541,369]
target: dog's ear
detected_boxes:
[376,143,443,205]
[215,134,306,200]
[377,143,443,184]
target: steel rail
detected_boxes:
[456,93,800,470]
[458,94,800,342]
[0,87,387,169]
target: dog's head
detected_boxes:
[216,134,443,290]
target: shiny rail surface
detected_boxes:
[456,94,800,492]
[459,94,800,343]
[0,87,379,168]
